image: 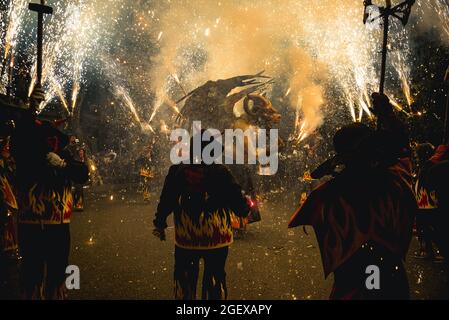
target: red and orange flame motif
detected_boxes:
[21,185,73,224]
[175,209,234,249]
[0,158,19,252]
[289,159,416,277]
[414,174,438,210]
[139,167,154,178]
[415,186,438,209]
[0,175,18,210]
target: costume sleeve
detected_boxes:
[153,165,179,229]
[60,151,89,184]
[219,166,250,218]
[427,160,449,207]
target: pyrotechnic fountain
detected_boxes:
[0,0,448,165]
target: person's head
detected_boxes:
[333,123,375,170]
[37,120,69,153]
[69,135,78,146]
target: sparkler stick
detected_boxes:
[0,3,9,80]
[29,0,53,88]
[6,53,14,96]
[379,0,390,94]
[363,0,415,94]
[363,0,415,128]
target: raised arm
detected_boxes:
[153,165,180,232]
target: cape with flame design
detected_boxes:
[0,158,19,252]
[289,159,416,277]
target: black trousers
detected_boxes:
[174,246,228,300]
[18,223,70,299]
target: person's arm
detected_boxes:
[288,188,321,228]
[65,155,89,184]
[49,151,89,184]
[220,166,250,218]
[372,93,410,157]
[153,165,179,231]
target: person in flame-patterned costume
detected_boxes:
[10,86,89,299]
[289,93,417,300]
[153,133,250,300]
[0,124,20,299]
[413,143,439,260]
[414,142,449,280]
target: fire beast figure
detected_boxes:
[289,93,417,299]
[153,133,249,300]
[10,86,88,299]
[176,73,280,230]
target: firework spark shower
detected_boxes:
[0,0,448,137]
[1,0,449,305]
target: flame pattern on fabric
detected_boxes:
[414,182,438,209]
[0,175,17,210]
[0,158,18,252]
[175,209,234,249]
[19,184,73,224]
[154,164,249,249]
[289,159,416,277]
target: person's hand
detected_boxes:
[152,228,166,241]
[371,92,393,117]
[47,152,66,168]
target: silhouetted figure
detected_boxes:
[413,143,441,260]
[0,121,20,299]
[289,93,416,300]
[153,132,249,300]
[10,86,88,299]
[419,143,449,286]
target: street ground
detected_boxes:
[69,185,448,300]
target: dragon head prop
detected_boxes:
[243,94,281,129]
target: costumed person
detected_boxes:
[10,85,89,299]
[226,163,259,234]
[413,143,442,260]
[289,92,417,300]
[67,135,86,211]
[137,143,154,202]
[0,121,20,299]
[418,143,449,275]
[416,66,449,281]
[152,131,249,300]
[73,139,86,211]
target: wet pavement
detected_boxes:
[69,186,449,300]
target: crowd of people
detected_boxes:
[1,83,449,300]
[153,92,449,300]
